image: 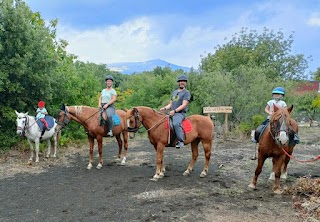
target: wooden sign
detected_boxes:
[203,106,233,114]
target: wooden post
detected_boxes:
[203,106,233,139]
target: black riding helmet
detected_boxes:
[177,74,188,82]
[105,75,114,81]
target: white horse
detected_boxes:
[15,110,59,164]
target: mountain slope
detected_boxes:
[107,59,191,74]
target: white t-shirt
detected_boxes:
[267,99,287,119]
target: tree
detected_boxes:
[200,28,309,80]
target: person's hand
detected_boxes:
[160,107,166,111]
[169,110,175,116]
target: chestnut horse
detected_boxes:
[56,104,128,169]
[249,105,298,194]
[126,106,213,181]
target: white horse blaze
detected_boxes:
[278,131,288,145]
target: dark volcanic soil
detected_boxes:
[1,127,320,222]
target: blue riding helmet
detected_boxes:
[105,75,114,81]
[272,87,285,96]
[177,74,188,82]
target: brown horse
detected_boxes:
[56,104,129,169]
[249,105,299,194]
[126,106,214,181]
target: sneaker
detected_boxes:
[175,141,185,149]
[107,130,113,137]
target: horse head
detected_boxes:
[15,110,28,136]
[125,108,142,138]
[56,104,70,131]
[270,105,293,146]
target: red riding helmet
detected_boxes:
[38,101,45,108]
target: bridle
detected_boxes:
[16,115,32,134]
[127,108,168,133]
[269,110,289,146]
[56,109,70,129]
[127,109,143,133]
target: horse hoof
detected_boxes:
[120,160,126,166]
[150,175,160,181]
[248,183,256,190]
[183,170,190,176]
[273,189,283,195]
[159,172,164,178]
[96,163,102,169]
[280,173,288,180]
[27,160,32,166]
[87,164,93,170]
[200,171,207,178]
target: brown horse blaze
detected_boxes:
[249,105,298,194]
[56,105,129,169]
[126,106,214,180]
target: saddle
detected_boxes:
[254,123,269,143]
[165,118,193,147]
[99,112,121,126]
[36,116,55,131]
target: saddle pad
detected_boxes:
[36,116,55,131]
[113,114,120,126]
[165,118,193,134]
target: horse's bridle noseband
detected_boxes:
[57,109,70,128]
[16,115,29,134]
[127,109,142,133]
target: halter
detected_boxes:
[127,110,143,133]
[269,110,289,146]
[56,109,70,129]
[16,115,36,134]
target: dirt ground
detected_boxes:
[1,127,320,222]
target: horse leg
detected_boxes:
[280,155,290,180]
[96,136,103,169]
[121,131,129,165]
[151,144,164,181]
[87,136,95,170]
[273,156,285,194]
[248,153,267,189]
[35,139,40,163]
[115,134,122,160]
[268,158,276,181]
[200,140,211,178]
[183,139,200,176]
[52,131,58,158]
[27,139,34,165]
[159,158,165,178]
[46,138,51,158]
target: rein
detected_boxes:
[57,107,100,128]
[281,146,320,163]
[128,109,168,133]
[270,110,320,163]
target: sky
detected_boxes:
[24,0,320,74]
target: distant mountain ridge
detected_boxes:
[107,59,191,75]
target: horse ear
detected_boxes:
[273,104,279,112]
[123,108,128,112]
[61,103,65,111]
[15,110,19,115]
[287,105,293,113]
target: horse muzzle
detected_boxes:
[276,131,289,145]
[16,129,23,136]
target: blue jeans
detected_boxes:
[171,112,185,142]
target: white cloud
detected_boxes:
[307,17,320,26]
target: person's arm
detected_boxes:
[102,93,117,109]
[265,105,271,116]
[174,100,189,113]
[160,101,172,111]
[98,96,102,108]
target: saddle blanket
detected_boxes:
[36,116,55,131]
[113,114,120,126]
[165,118,193,134]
